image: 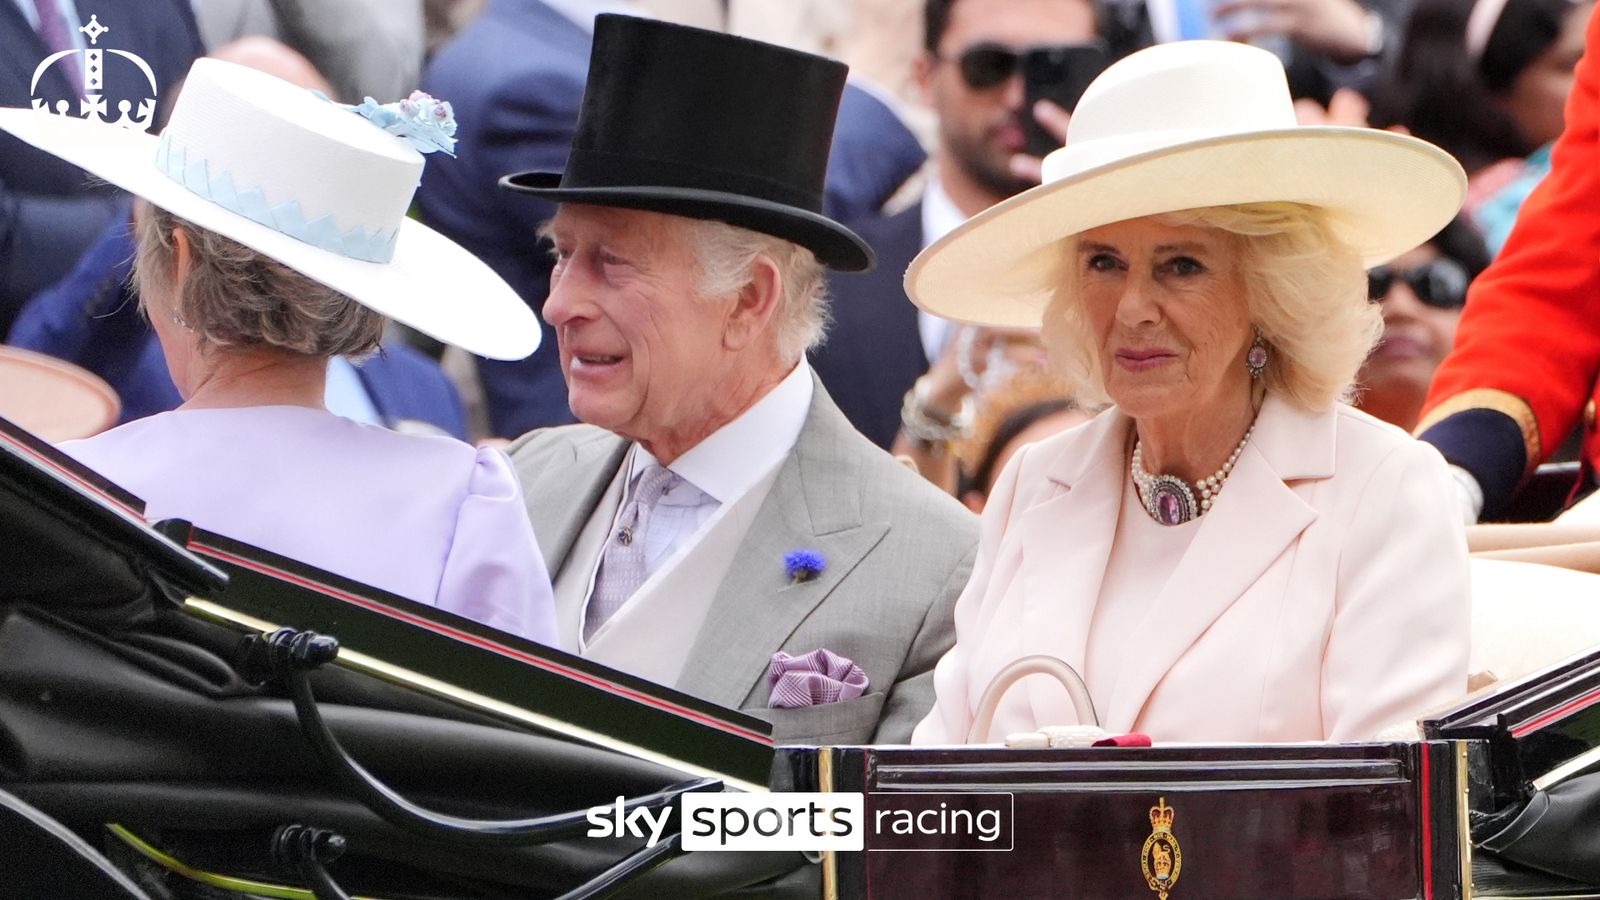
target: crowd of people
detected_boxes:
[4,0,1600,751]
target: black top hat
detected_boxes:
[500,15,874,272]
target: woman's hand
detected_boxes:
[1293,87,1372,126]
[1212,0,1379,64]
[1292,87,1411,133]
[893,326,1044,492]
[925,326,1048,418]
[920,326,979,421]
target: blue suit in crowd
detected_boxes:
[418,0,926,437]
[0,0,202,335]
[810,203,927,450]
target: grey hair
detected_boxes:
[686,219,830,363]
[133,199,383,358]
[1040,202,1380,412]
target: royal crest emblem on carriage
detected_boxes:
[29,14,158,131]
[1141,796,1183,899]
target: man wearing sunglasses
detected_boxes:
[812,0,1109,451]
[1355,216,1490,433]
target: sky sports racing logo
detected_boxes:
[585,791,1013,852]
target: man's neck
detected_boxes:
[934,154,1006,219]
[634,362,792,466]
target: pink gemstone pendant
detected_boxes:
[1157,491,1182,525]
[1146,475,1196,526]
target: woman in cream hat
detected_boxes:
[0,59,555,644]
[910,40,1472,745]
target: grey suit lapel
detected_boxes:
[676,381,889,708]
[525,433,630,576]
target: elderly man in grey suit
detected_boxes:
[502,15,977,747]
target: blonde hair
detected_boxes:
[1039,202,1379,412]
[133,199,383,358]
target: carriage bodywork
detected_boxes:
[777,674,1600,900]
[774,623,1600,898]
[0,416,806,898]
[2,413,1597,899]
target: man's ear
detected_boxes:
[723,255,784,353]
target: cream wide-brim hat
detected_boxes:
[0,346,119,441]
[906,41,1468,328]
[0,59,539,360]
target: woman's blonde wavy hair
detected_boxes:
[1039,202,1380,412]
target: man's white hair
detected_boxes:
[687,219,830,363]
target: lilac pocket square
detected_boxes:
[768,648,868,709]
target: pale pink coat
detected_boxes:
[912,395,1471,745]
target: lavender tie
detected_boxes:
[31,0,81,92]
[585,464,681,642]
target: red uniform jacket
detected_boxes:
[1419,4,1600,517]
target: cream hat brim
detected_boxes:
[0,108,540,361]
[905,127,1467,329]
[0,346,119,441]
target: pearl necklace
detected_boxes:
[1131,424,1255,526]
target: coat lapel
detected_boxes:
[1101,395,1332,732]
[525,431,630,577]
[676,382,888,708]
[1016,408,1127,729]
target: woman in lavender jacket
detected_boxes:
[0,59,555,643]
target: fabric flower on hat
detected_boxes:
[343,91,458,156]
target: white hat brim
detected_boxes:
[0,108,540,361]
[906,127,1467,328]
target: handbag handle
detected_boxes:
[966,654,1099,744]
[239,629,721,847]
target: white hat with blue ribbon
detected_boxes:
[0,58,539,360]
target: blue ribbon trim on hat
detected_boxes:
[154,134,400,263]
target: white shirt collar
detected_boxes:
[917,176,971,361]
[541,0,640,32]
[920,173,968,249]
[11,0,39,29]
[631,360,815,504]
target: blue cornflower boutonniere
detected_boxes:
[784,550,826,584]
[325,90,459,156]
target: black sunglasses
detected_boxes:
[1367,258,1471,309]
[946,42,1091,90]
